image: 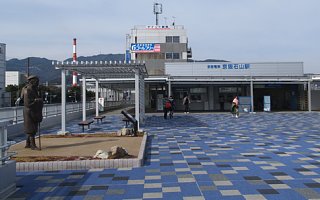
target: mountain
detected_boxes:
[6,54,227,84]
[6,54,125,84]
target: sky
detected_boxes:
[1,0,319,73]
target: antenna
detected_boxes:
[172,16,176,26]
[153,3,162,25]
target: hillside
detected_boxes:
[6,54,228,84]
[6,54,125,84]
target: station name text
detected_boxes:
[207,64,250,70]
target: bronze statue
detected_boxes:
[20,75,43,150]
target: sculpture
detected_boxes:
[20,75,43,150]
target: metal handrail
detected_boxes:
[0,120,15,165]
[0,101,129,125]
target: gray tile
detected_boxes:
[209,174,228,181]
[106,189,125,195]
[295,188,320,199]
[199,185,217,191]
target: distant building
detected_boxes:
[5,71,27,87]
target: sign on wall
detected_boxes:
[207,63,250,70]
[131,43,160,53]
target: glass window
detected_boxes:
[173,36,180,43]
[173,53,180,59]
[165,53,173,59]
[166,36,172,43]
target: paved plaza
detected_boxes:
[7,112,320,200]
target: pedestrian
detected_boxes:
[168,96,175,118]
[183,95,190,114]
[231,96,239,118]
[163,95,171,119]
[20,75,43,150]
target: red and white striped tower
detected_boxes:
[72,38,78,86]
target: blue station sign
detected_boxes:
[131,43,160,53]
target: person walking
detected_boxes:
[231,96,239,118]
[20,75,43,150]
[183,95,190,114]
[168,96,175,118]
[163,95,171,119]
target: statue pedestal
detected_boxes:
[0,160,16,198]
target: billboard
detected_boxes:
[131,43,160,53]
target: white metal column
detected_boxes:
[95,79,99,117]
[308,81,312,112]
[140,74,145,124]
[135,68,140,130]
[250,78,254,113]
[168,76,171,97]
[82,76,86,121]
[58,69,68,134]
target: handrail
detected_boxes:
[0,101,128,125]
[0,120,15,165]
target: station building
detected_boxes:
[126,25,316,112]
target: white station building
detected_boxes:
[125,24,316,112]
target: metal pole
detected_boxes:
[82,76,86,121]
[27,57,30,77]
[135,68,140,130]
[95,79,99,117]
[38,123,41,150]
[308,81,312,112]
[61,69,66,133]
[168,76,171,97]
[250,77,254,112]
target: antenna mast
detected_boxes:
[153,3,162,25]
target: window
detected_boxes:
[0,47,2,54]
[166,36,172,43]
[166,52,180,60]
[173,53,180,59]
[173,36,180,43]
[166,36,180,43]
[165,53,173,59]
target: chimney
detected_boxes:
[72,38,77,86]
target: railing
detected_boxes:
[0,101,131,125]
[0,120,15,165]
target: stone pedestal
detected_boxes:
[0,160,16,198]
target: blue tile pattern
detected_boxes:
[8,112,320,199]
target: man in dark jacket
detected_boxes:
[21,75,43,150]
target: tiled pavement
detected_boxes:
[7,112,320,200]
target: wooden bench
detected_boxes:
[78,120,94,132]
[94,115,106,124]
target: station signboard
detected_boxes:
[131,43,160,53]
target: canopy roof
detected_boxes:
[53,61,148,79]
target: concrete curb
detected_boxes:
[16,133,148,172]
